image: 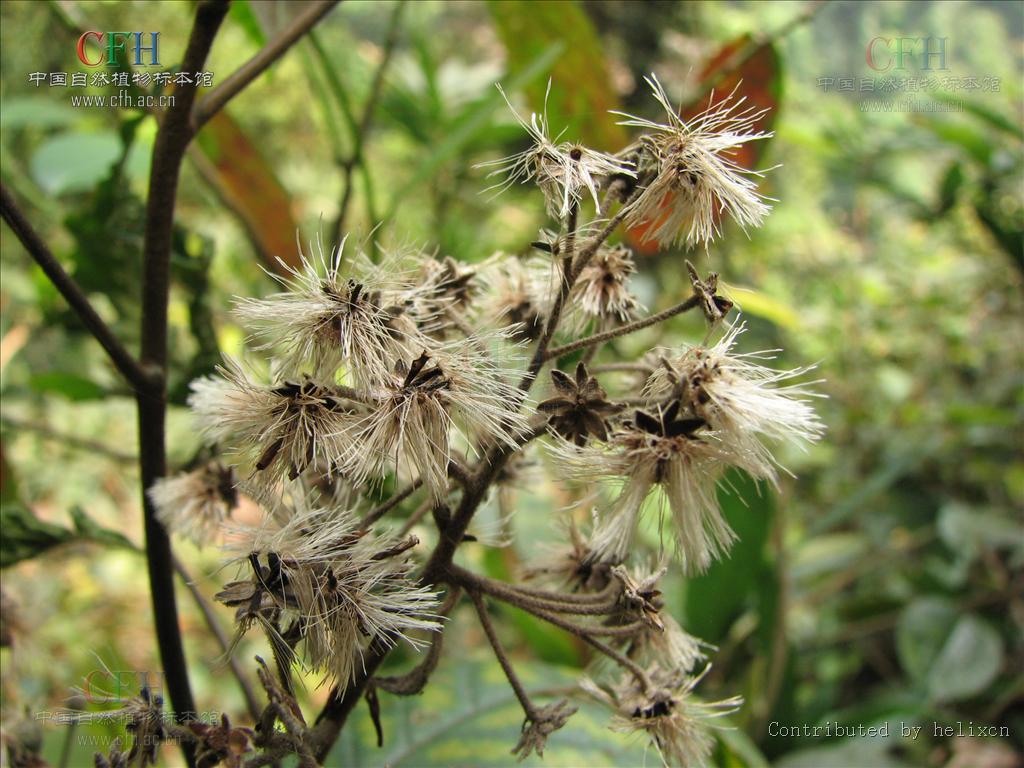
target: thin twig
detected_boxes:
[191,0,340,132]
[138,4,229,762]
[333,0,406,242]
[515,603,651,692]
[544,295,700,362]
[450,564,619,615]
[172,557,262,722]
[0,414,137,462]
[0,185,155,395]
[256,659,317,768]
[359,477,423,529]
[469,590,538,720]
[519,199,580,391]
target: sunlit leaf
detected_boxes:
[193,112,300,272]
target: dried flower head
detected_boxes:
[479,255,554,342]
[513,699,578,760]
[216,496,439,689]
[583,664,741,768]
[552,402,734,572]
[479,84,635,218]
[617,74,772,248]
[233,237,431,383]
[523,515,613,593]
[645,322,824,483]
[349,338,529,497]
[570,244,641,326]
[538,362,623,446]
[149,462,237,545]
[188,713,254,768]
[415,256,477,337]
[609,565,706,673]
[72,686,167,768]
[686,260,733,324]
[189,361,358,486]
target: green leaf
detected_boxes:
[487,0,626,150]
[930,92,1023,140]
[28,372,106,401]
[0,97,78,130]
[0,503,71,568]
[0,503,136,568]
[30,131,122,195]
[69,507,135,550]
[682,470,775,644]
[896,597,1005,702]
[331,652,647,767]
[384,43,563,222]
[228,0,267,48]
[723,284,799,330]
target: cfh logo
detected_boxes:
[81,668,163,702]
[866,37,949,72]
[76,32,161,67]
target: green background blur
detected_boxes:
[1,1,1021,766]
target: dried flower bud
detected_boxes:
[217,495,440,690]
[350,338,529,498]
[149,462,237,545]
[538,362,623,446]
[644,321,824,484]
[551,401,735,572]
[233,237,434,384]
[570,244,641,326]
[513,699,577,760]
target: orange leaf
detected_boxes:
[193,112,300,273]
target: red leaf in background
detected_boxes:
[192,112,301,274]
[627,34,781,254]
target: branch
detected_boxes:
[359,477,422,529]
[449,564,619,616]
[0,184,155,394]
[137,4,228,763]
[469,590,538,720]
[544,295,700,362]
[172,557,262,722]
[191,0,341,132]
[333,0,406,242]
[0,413,137,462]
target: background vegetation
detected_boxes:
[1,1,1021,766]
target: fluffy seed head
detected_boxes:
[478,83,636,218]
[583,664,741,768]
[149,462,237,546]
[617,74,773,248]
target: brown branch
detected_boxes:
[0,184,155,394]
[333,0,406,241]
[469,590,538,720]
[172,557,262,722]
[449,564,619,616]
[0,413,137,462]
[359,477,423,529]
[137,4,228,764]
[191,0,341,132]
[544,295,701,362]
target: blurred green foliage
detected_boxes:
[1,1,1021,766]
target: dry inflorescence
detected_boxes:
[141,74,823,767]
